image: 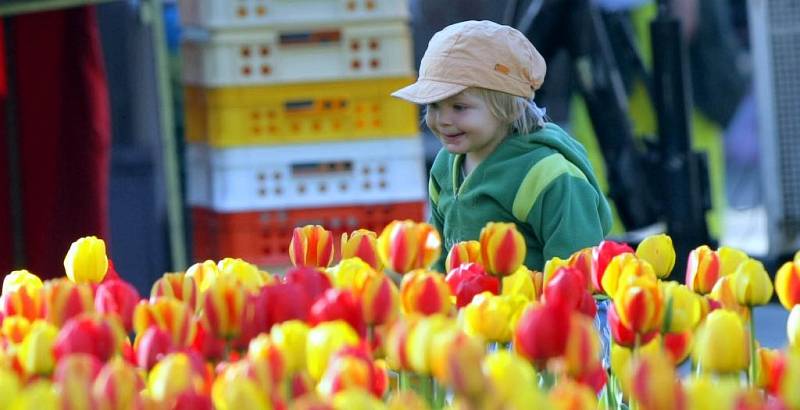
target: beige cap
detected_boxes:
[392,20,546,104]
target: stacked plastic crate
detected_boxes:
[178,0,425,266]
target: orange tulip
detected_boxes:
[444,240,482,273]
[150,272,198,313]
[613,276,663,336]
[41,278,94,327]
[400,270,452,316]
[289,225,334,268]
[479,222,526,277]
[377,220,441,274]
[133,298,196,347]
[776,259,800,310]
[341,229,383,271]
[685,245,721,295]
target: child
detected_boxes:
[392,20,613,272]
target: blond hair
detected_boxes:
[424,87,547,136]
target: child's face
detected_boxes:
[426,91,507,163]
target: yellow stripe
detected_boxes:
[429,177,440,206]
[512,154,587,221]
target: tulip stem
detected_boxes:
[748,307,757,387]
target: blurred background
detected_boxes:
[0,0,797,296]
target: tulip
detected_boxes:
[479,222,526,277]
[445,263,500,308]
[775,259,800,310]
[730,258,774,307]
[217,257,267,291]
[283,266,332,302]
[635,233,676,279]
[211,375,270,410]
[562,313,601,378]
[630,349,685,410]
[613,276,663,336]
[270,320,310,376]
[406,314,456,375]
[151,272,198,312]
[93,357,145,410]
[514,303,570,368]
[660,281,702,333]
[400,270,452,316]
[502,265,541,302]
[54,314,126,362]
[133,298,196,347]
[318,345,385,398]
[693,309,749,374]
[63,236,109,284]
[591,240,634,293]
[290,225,335,268]
[326,257,378,291]
[185,260,219,293]
[444,240,482,273]
[147,352,207,406]
[463,292,527,343]
[18,320,58,376]
[359,273,400,326]
[309,288,366,337]
[685,245,721,295]
[377,220,441,274]
[134,325,175,370]
[202,275,246,340]
[341,229,383,271]
[41,278,94,327]
[95,279,141,332]
[601,253,655,298]
[1,315,31,344]
[306,320,360,381]
[548,379,597,410]
[429,329,485,399]
[788,305,800,350]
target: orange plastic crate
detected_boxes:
[191,201,426,267]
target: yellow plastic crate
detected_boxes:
[184,77,419,147]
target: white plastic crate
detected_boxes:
[181,21,413,86]
[186,137,427,211]
[178,0,409,30]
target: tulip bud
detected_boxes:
[341,229,383,271]
[290,225,335,268]
[730,258,774,307]
[635,234,676,278]
[18,320,58,376]
[479,222,526,277]
[95,279,141,332]
[591,240,634,293]
[400,270,452,316]
[185,260,219,293]
[359,273,400,326]
[271,320,310,376]
[217,257,267,291]
[93,357,145,410]
[685,245,721,295]
[64,236,109,284]
[444,240,482,273]
[377,220,441,274]
[306,320,360,381]
[776,259,800,310]
[693,309,749,374]
[151,272,198,313]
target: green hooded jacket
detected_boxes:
[428,122,613,272]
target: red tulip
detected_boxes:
[514,303,570,368]
[309,288,366,337]
[445,263,500,308]
[95,279,141,332]
[591,240,634,294]
[54,314,126,362]
[134,325,175,370]
[289,225,334,268]
[150,273,198,313]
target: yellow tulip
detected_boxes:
[332,389,387,410]
[217,257,265,292]
[185,259,219,293]
[635,234,676,278]
[341,229,383,271]
[306,320,360,381]
[730,258,774,307]
[788,305,800,350]
[463,292,526,343]
[479,222,526,277]
[63,236,108,284]
[18,320,58,376]
[717,246,749,276]
[660,281,702,333]
[326,257,378,291]
[212,376,270,410]
[10,380,58,410]
[775,259,800,310]
[692,309,749,374]
[2,269,43,296]
[270,320,310,375]
[502,265,540,302]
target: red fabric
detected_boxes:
[0,7,110,279]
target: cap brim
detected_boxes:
[391,79,468,104]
